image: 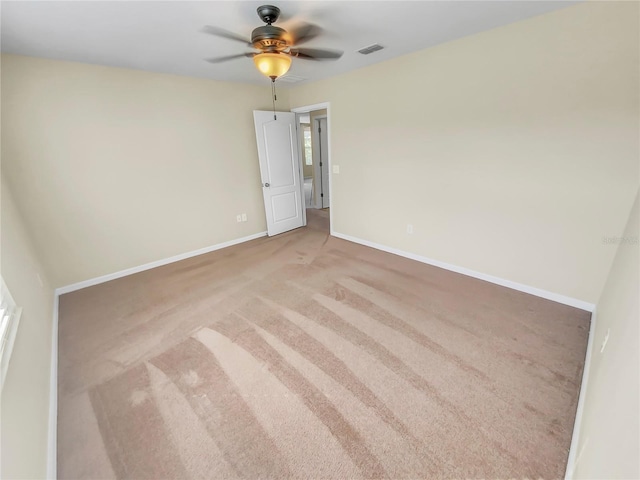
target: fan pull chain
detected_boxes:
[271,79,277,120]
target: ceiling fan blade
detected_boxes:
[205,53,255,64]
[287,23,322,46]
[201,25,251,46]
[288,48,343,61]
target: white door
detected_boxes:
[253,110,305,236]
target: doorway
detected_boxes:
[292,102,332,234]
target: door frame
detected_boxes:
[291,102,333,235]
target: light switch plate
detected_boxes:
[332,165,340,174]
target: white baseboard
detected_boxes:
[330,230,597,478]
[47,294,59,479]
[45,227,595,479]
[46,230,268,478]
[331,231,595,312]
[564,307,597,479]
[55,231,268,295]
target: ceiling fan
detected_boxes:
[202,4,343,81]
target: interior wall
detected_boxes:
[288,1,639,304]
[1,54,288,288]
[1,177,54,479]
[572,190,639,479]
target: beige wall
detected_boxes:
[288,1,639,304]
[572,190,639,479]
[1,54,284,287]
[1,178,54,479]
[0,3,637,477]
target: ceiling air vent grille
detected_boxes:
[278,74,306,84]
[357,44,384,55]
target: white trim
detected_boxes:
[291,103,330,114]
[47,294,59,479]
[0,278,23,393]
[55,231,268,295]
[44,224,595,479]
[331,231,596,312]
[293,118,307,227]
[47,230,267,477]
[564,307,597,479]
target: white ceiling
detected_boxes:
[1,1,577,87]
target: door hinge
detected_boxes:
[319,162,323,167]
[318,126,321,133]
[320,193,324,197]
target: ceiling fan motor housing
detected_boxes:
[203,4,343,64]
[251,25,289,51]
[256,5,281,25]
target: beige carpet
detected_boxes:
[58,209,590,479]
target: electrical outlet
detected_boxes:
[600,328,610,353]
[236,215,242,223]
[406,224,414,234]
[241,213,247,222]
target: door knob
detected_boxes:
[264,182,270,187]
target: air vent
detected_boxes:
[278,74,306,84]
[357,44,384,55]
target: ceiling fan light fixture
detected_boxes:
[253,52,291,80]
